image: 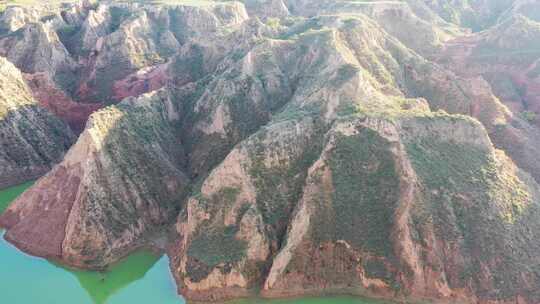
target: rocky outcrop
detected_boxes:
[0,20,76,76]
[165,7,540,303]
[77,1,249,104]
[0,88,188,268]
[0,57,74,189]
[172,110,540,304]
[0,6,41,33]
[0,0,252,119]
[260,115,540,304]
[24,72,101,133]
[171,117,320,300]
[167,10,540,303]
[435,12,540,183]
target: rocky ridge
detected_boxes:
[0,56,73,189]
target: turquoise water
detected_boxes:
[0,233,182,304]
[0,183,386,304]
[0,182,183,304]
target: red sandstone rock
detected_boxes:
[24,73,102,134]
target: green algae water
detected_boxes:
[0,181,34,213]
[0,182,182,304]
[0,183,386,304]
[0,233,181,304]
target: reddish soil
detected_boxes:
[0,165,81,260]
[24,73,102,134]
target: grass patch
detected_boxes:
[313,128,400,258]
[404,129,534,296]
[187,225,247,270]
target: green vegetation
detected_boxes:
[405,130,531,224]
[170,45,205,80]
[470,16,540,65]
[184,186,245,281]
[91,60,132,103]
[54,69,79,95]
[0,102,73,172]
[80,97,186,242]
[279,17,323,40]
[265,18,280,30]
[403,62,472,115]
[247,124,323,231]
[296,128,402,287]
[422,0,514,31]
[109,6,131,33]
[405,137,491,192]
[273,103,320,122]
[321,129,400,258]
[56,24,82,56]
[405,127,534,295]
[187,225,247,268]
[363,259,392,284]
[248,154,300,227]
[196,186,240,215]
[521,110,537,123]
[331,64,359,88]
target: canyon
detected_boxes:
[1,0,540,303]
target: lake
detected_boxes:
[0,182,387,304]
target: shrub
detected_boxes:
[521,110,537,123]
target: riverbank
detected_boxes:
[0,182,392,304]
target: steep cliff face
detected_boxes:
[0,18,76,80]
[166,5,540,303]
[0,57,73,189]
[0,88,188,268]
[436,11,540,183]
[166,12,540,302]
[172,111,540,304]
[23,72,101,133]
[262,116,540,304]
[75,1,249,104]
[2,1,540,304]
[0,0,267,268]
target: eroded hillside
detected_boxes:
[0,56,73,188]
[1,1,540,303]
